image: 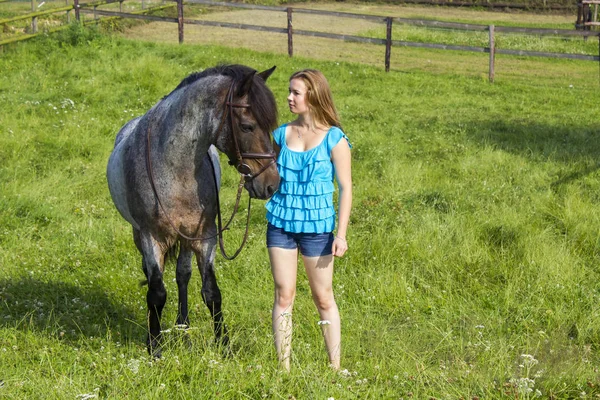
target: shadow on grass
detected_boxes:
[465,119,600,185]
[0,277,144,343]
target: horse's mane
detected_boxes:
[170,64,278,133]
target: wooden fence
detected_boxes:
[0,0,174,45]
[577,0,600,29]
[2,0,600,82]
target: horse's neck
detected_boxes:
[152,86,218,168]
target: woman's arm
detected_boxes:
[331,139,352,257]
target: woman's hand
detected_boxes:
[332,236,348,257]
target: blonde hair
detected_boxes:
[290,69,341,129]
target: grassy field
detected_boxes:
[2,21,600,399]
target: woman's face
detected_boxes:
[287,78,309,115]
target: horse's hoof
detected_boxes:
[150,348,162,359]
[147,334,162,358]
[146,343,162,359]
[175,327,193,350]
[214,334,231,357]
[221,345,232,359]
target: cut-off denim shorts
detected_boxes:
[266,223,334,257]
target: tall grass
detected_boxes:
[1,24,600,398]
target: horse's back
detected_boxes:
[114,117,140,147]
[107,117,142,230]
[107,115,221,232]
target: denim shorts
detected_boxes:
[266,223,334,257]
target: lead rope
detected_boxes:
[208,159,253,260]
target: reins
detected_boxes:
[145,79,276,260]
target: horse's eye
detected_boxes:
[240,123,254,133]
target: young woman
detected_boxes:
[265,69,352,371]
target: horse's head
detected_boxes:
[215,66,280,200]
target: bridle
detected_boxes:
[145,79,277,260]
[220,80,276,181]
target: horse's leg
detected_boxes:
[134,228,167,357]
[176,245,193,328]
[194,239,229,348]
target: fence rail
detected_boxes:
[0,5,72,25]
[2,0,599,81]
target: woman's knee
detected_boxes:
[274,288,296,309]
[312,289,336,311]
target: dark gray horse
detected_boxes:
[106,64,279,357]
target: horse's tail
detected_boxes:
[138,241,180,287]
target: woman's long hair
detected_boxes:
[290,69,341,129]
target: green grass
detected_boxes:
[2,23,600,398]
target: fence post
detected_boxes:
[31,0,37,33]
[489,24,495,83]
[74,0,80,22]
[177,0,184,44]
[287,8,293,57]
[119,0,123,13]
[66,0,71,23]
[93,5,97,19]
[385,17,392,72]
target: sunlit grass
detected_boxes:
[1,23,600,398]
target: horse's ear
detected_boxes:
[258,66,276,82]
[237,71,256,97]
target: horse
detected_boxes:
[106,64,280,357]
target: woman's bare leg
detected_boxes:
[302,254,341,369]
[269,247,298,371]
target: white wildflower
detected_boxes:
[339,369,351,377]
[75,394,97,400]
[520,354,539,367]
[127,359,140,374]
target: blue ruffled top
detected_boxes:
[265,124,351,234]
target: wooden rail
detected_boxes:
[180,0,575,11]
[0,5,73,25]
[382,0,574,10]
[90,8,177,22]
